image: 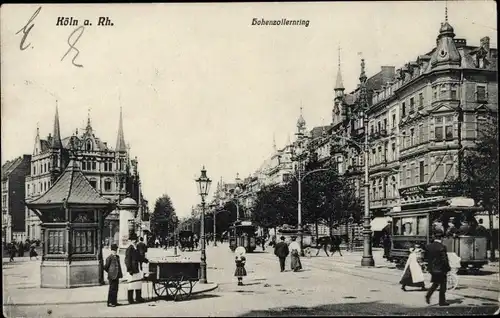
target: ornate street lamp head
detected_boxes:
[196,166,212,197]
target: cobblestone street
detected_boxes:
[3,244,499,317]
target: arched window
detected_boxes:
[89,179,97,189]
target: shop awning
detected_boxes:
[371,217,391,231]
[475,215,499,230]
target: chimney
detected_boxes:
[480,36,490,53]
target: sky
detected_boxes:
[1,1,497,218]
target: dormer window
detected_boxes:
[478,57,485,68]
[86,140,93,151]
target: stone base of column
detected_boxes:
[361,256,375,267]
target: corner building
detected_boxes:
[25,106,143,243]
[333,17,497,231]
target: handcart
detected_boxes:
[145,260,200,301]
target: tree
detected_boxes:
[439,115,498,260]
[251,183,296,233]
[150,194,177,239]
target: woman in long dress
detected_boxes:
[400,244,426,291]
[289,236,302,272]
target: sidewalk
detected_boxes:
[3,248,218,306]
[4,244,498,317]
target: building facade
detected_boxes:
[2,155,31,242]
[331,17,497,230]
[25,106,145,242]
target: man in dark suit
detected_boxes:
[125,233,146,304]
[104,244,123,307]
[425,230,451,306]
[136,237,148,271]
[274,236,289,272]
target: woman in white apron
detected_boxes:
[400,244,426,291]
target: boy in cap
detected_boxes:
[104,244,123,307]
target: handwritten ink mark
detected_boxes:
[16,6,42,50]
[61,26,84,68]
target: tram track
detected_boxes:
[248,252,499,302]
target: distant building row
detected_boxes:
[209,15,498,234]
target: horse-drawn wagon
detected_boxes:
[178,230,195,251]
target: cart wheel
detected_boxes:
[153,282,169,298]
[166,278,193,301]
[447,272,458,291]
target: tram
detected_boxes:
[229,221,257,252]
[387,196,488,271]
[277,225,313,247]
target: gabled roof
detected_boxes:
[26,159,113,207]
[1,157,23,180]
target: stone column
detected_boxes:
[118,199,138,254]
[119,209,134,252]
[109,223,113,247]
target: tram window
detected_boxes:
[417,216,428,236]
[402,217,416,235]
[393,218,402,235]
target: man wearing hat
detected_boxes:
[425,229,451,306]
[104,244,123,307]
[273,236,289,272]
[125,233,145,304]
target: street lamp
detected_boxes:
[330,131,373,266]
[173,216,179,257]
[211,203,221,247]
[290,133,329,256]
[195,166,212,284]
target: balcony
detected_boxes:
[369,129,389,141]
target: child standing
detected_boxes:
[234,246,247,286]
[104,244,123,307]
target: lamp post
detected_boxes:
[290,134,329,256]
[212,205,219,247]
[195,166,212,284]
[173,217,179,257]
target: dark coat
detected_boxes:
[137,242,148,257]
[274,241,289,258]
[104,254,123,280]
[125,245,141,274]
[425,240,451,275]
